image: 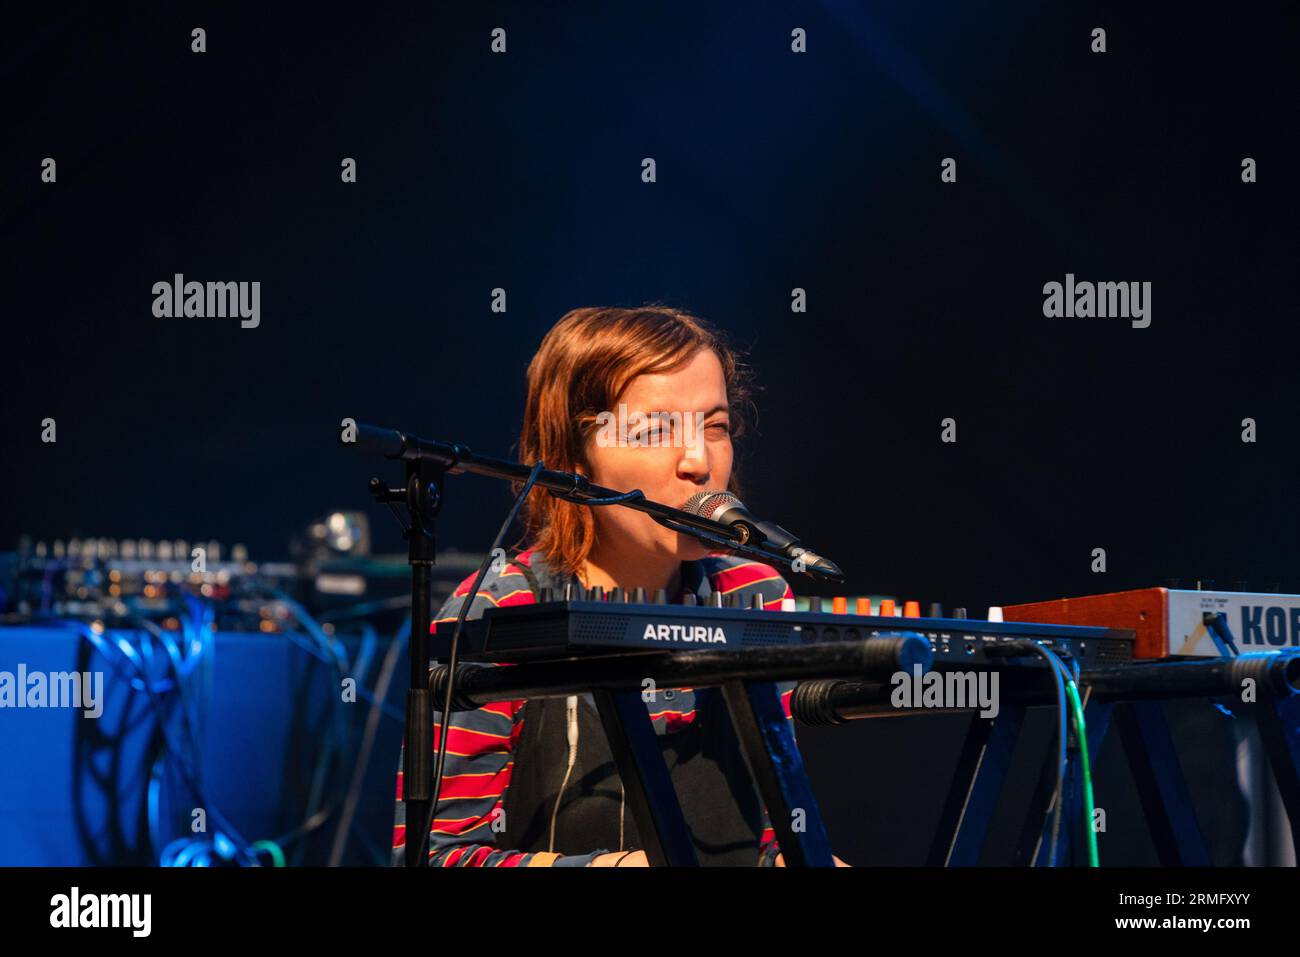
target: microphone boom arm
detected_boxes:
[347,422,843,582]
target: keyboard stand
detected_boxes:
[928,705,1027,865]
[721,679,835,867]
[1250,688,1300,862]
[591,689,699,866]
[590,680,836,866]
[930,697,1215,866]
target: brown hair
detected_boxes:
[512,305,755,578]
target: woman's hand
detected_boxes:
[588,850,650,867]
[773,853,850,867]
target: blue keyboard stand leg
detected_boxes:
[1113,700,1210,865]
[591,689,699,866]
[1251,687,1300,862]
[928,705,1026,866]
[720,679,834,867]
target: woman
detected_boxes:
[392,305,840,866]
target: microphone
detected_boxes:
[681,490,844,582]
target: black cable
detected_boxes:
[549,488,645,507]
[329,615,409,865]
[411,460,546,864]
[1036,646,1077,867]
[986,639,1068,866]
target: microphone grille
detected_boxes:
[682,489,741,520]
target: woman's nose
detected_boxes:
[677,442,711,481]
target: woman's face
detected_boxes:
[581,348,734,563]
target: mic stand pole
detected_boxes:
[367,456,443,867]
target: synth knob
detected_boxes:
[654,588,668,605]
[832,596,848,614]
[780,597,797,612]
[929,602,944,618]
[563,582,577,600]
[879,598,896,617]
[953,607,968,619]
[633,587,647,604]
[751,593,765,610]
[708,591,725,608]
[539,587,555,602]
[683,593,698,606]
[903,600,921,618]
[609,587,625,603]
[987,606,1004,622]
[807,596,823,614]
[591,585,605,601]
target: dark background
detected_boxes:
[2,1,1296,865]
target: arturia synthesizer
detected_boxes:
[431,591,1135,666]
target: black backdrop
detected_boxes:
[3,1,1296,864]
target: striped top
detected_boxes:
[391,548,797,866]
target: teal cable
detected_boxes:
[252,840,287,868]
[1062,680,1099,866]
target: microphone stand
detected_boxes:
[360,445,443,867]
[345,421,842,867]
[351,421,842,581]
